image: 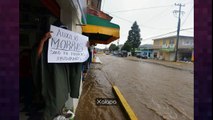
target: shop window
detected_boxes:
[183,40,191,45]
[163,40,166,45]
[170,39,174,44]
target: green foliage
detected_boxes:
[122,21,142,52]
[109,43,119,51]
[115,46,119,51]
[121,42,132,52]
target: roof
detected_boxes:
[139,44,153,50]
[139,44,153,48]
[152,35,194,41]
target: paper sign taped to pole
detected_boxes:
[48,25,89,63]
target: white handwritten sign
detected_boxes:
[48,25,89,63]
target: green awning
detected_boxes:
[82,14,120,44]
[83,14,120,29]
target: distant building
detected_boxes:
[153,36,194,61]
[138,44,154,58]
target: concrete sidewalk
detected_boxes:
[92,56,102,64]
[126,56,194,72]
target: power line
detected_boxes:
[181,5,193,26]
[143,28,193,40]
[137,6,175,30]
[180,28,193,30]
[137,5,178,30]
[138,24,175,30]
[104,2,193,30]
[111,14,169,30]
[142,28,193,40]
[107,4,173,13]
[106,1,193,13]
[107,12,177,30]
[183,30,194,33]
[107,12,133,23]
[143,5,173,24]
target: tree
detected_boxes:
[121,42,131,52]
[109,43,118,52]
[126,21,142,55]
[115,46,119,51]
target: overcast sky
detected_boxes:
[96,0,194,49]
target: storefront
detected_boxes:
[177,48,193,61]
[20,0,87,119]
[20,0,119,119]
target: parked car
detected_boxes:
[136,53,148,59]
[113,51,119,55]
[136,53,142,58]
[141,54,148,59]
[118,51,127,57]
[105,51,110,55]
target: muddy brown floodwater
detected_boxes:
[75,63,127,120]
[75,55,194,120]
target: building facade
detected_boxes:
[137,44,154,58]
[153,36,194,61]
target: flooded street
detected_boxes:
[75,61,126,120]
[76,54,194,120]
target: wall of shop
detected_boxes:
[56,0,84,112]
[162,52,170,61]
[169,52,176,61]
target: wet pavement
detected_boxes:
[75,63,126,120]
[75,54,194,120]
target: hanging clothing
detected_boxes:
[39,42,82,120]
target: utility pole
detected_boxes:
[173,3,185,62]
